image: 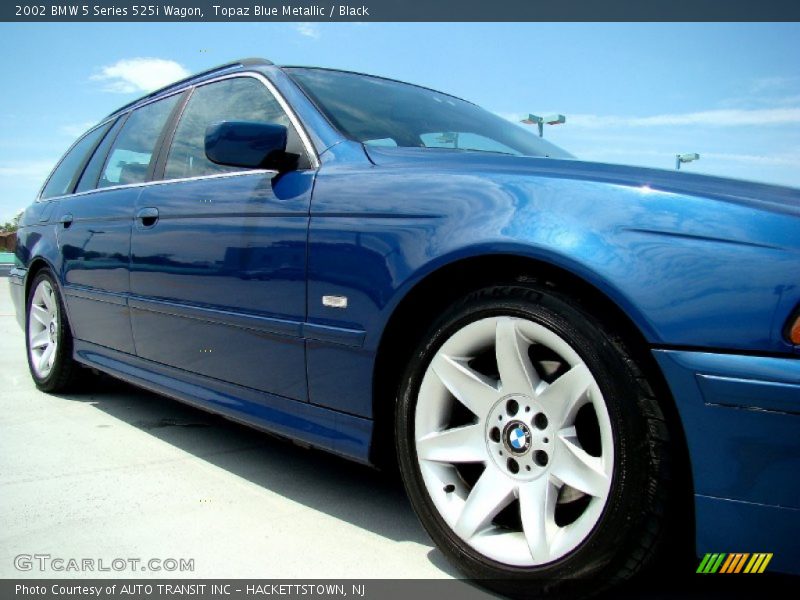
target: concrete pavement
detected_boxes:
[0,282,462,580]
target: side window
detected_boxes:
[75,116,124,193]
[165,78,298,180]
[40,123,111,199]
[98,94,180,188]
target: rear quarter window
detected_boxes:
[40,122,112,199]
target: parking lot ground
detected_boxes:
[0,283,461,581]
[1,281,796,598]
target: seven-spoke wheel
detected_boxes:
[416,315,613,566]
[25,269,79,392]
[28,278,59,379]
[396,285,672,596]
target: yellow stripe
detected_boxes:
[757,553,773,573]
[743,554,759,573]
[719,554,735,574]
[734,553,749,573]
[750,554,766,573]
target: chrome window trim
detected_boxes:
[37,70,319,203]
[36,168,281,202]
[36,117,117,202]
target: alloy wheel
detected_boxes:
[28,279,59,379]
[415,315,614,566]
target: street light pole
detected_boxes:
[521,114,566,137]
[675,153,700,170]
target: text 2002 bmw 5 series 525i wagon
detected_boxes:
[9,58,800,597]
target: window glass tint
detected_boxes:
[165,78,291,180]
[99,94,179,188]
[419,132,520,155]
[287,68,572,159]
[75,117,123,193]
[40,123,111,199]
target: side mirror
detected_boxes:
[205,121,288,170]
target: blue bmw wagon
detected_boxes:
[9,58,800,596]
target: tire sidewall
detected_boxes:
[25,269,70,390]
[396,286,655,586]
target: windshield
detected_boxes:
[286,68,572,159]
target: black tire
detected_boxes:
[395,284,672,599]
[25,268,81,393]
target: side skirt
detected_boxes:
[72,339,373,465]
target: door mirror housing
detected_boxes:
[205,121,288,170]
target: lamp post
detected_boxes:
[675,153,700,170]
[521,114,566,137]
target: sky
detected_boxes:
[1,22,799,222]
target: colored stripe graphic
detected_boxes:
[701,553,726,573]
[758,553,773,573]
[696,554,713,573]
[700,553,773,574]
[719,554,735,573]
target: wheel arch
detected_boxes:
[370,251,694,543]
[23,256,75,333]
[24,257,58,304]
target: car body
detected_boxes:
[9,58,800,584]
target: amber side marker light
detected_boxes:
[790,314,800,345]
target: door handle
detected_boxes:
[136,207,159,228]
[59,214,73,228]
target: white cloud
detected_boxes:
[295,23,320,39]
[702,151,800,168]
[0,161,56,181]
[91,58,189,94]
[566,107,800,129]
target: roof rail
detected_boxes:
[107,57,274,117]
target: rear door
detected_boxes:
[129,75,315,400]
[55,94,181,354]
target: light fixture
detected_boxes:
[675,153,700,170]
[521,114,566,137]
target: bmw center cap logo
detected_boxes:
[504,421,532,454]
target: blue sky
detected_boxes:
[1,22,799,222]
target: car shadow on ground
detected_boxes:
[54,372,461,577]
[55,373,795,598]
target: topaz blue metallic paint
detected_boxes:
[9,61,800,575]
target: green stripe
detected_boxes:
[709,553,727,573]
[702,554,719,573]
[697,554,713,573]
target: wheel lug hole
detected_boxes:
[507,457,519,474]
[525,465,531,471]
[534,450,549,466]
[533,413,548,430]
[506,399,519,417]
[524,406,530,413]
[543,437,549,444]
[443,484,455,493]
[489,427,501,443]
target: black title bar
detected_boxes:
[3,0,800,22]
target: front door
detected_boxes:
[129,75,314,401]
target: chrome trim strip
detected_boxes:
[37,168,280,202]
[38,70,319,203]
[36,116,118,201]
